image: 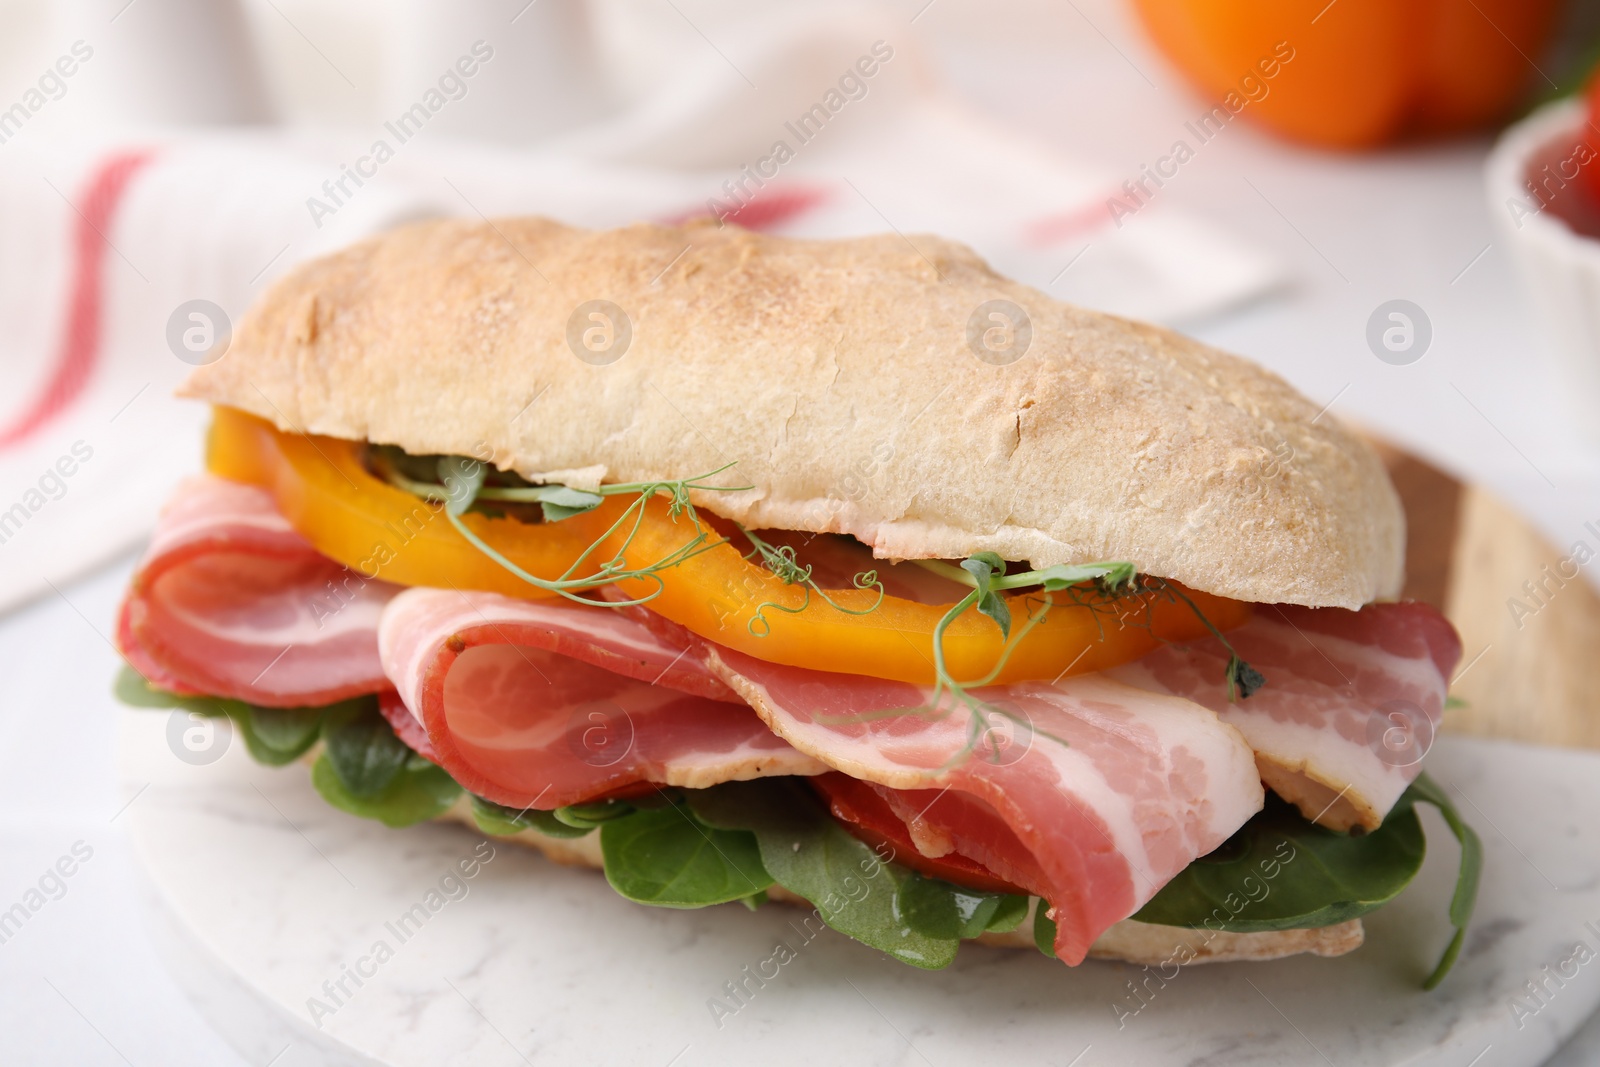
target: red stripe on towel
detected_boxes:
[660,184,829,232]
[0,149,156,451]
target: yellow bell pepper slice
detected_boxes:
[206,406,1249,685]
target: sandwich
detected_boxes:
[113,216,1479,987]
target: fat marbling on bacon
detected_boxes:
[1110,602,1461,831]
[375,587,825,807]
[698,647,1266,963]
[116,476,399,705]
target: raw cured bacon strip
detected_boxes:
[379,689,438,762]
[116,475,398,706]
[1110,602,1460,831]
[376,588,825,809]
[700,647,1264,964]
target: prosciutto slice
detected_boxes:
[376,588,825,809]
[1110,602,1460,831]
[700,646,1265,964]
[116,475,398,706]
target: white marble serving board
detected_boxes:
[117,708,1600,1067]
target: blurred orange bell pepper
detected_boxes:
[1131,0,1562,149]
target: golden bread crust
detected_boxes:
[183,217,1402,607]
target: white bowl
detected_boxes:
[1486,98,1600,443]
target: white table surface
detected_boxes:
[2,1,1598,1064]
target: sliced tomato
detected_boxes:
[811,772,1028,896]
[206,405,1249,685]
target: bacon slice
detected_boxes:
[376,588,826,809]
[379,689,438,761]
[116,475,399,706]
[1109,602,1461,831]
[699,646,1264,964]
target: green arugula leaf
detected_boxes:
[600,802,773,908]
[1405,772,1483,989]
[960,553,1011,638]
[555,798,639,829]
[975,590,1011,639]
[895,871,1017,940]
[1128,777,1479,988]
[437,455,486,517]
[1033,560,1137,593]
[524,484,605,523]
[688,779,959,968]
[114,666,322,766]
[1033,901,1057,958]
[113,664,241,716]
[236,706,324,766]
[1225,656,1267,701]
[372,444,609,522]
[320,698,410,799]
[961,551,1005,579]
[246,706,323,755]
[470,796,593,839]
[1132,790,1426,932]
[986,893,1030,933]
[311,752,462,828]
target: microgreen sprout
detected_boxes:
[911,557,1140,768]
[737,526,885,637]
[906,557,1265,769]
[370,446,751,609]
[1154,580,1266,701]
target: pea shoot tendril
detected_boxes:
[369,445,750,608]
[901,558,1264,768]
[737,525,885,637]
